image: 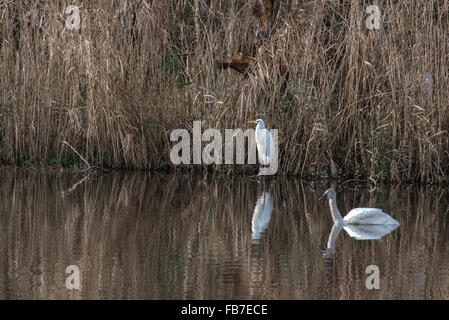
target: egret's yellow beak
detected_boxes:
[248,120,257,124]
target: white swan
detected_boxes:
[251,191,274,243]
[319,188,399,225]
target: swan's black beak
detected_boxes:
[319,192,328,200]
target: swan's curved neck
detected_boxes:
[328,198,343,224]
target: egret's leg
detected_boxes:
[257,166,266,183]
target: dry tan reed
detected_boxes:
[0,0,448,182]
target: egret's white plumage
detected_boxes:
[320,188,399,226]
[249,119,275,167]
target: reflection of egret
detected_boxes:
[248,119,275,175]
[319,188,399,226]
[251,191,274,243]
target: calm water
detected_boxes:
[0,169,448,299]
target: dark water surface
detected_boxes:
[0,169,448,299]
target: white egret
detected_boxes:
[248,119,275,174]
[319,188,399,225]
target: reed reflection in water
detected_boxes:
[0,169,448,299]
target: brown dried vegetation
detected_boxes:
[0,0,448,182]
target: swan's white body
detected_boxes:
[343,224,399,240]
[321,188,399,226]
[342,207,399,225]
[320,189,399,259]
[250,119,275,166]
[251,191,273,243]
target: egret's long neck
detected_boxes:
[328,198,343,224]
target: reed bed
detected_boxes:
[0,0,448,182]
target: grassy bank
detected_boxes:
[0,0,448,182]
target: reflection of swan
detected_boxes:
[322,223,343,259]
[322,221,398,259]
[343,224,399,240]
[251,192,273,243]
[319,188,399,226]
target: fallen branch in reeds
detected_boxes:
[60,141,109,178]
